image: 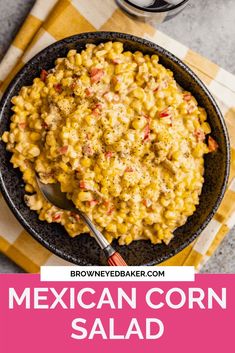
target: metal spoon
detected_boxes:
[36,176,127,266]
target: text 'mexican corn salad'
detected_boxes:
[2,42,218,245]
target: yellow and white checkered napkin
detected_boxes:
[0,0,235,272]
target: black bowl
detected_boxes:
[0,32,230,266]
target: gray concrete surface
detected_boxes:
[0,0,234,273]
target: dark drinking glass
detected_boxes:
[116,0,190,25]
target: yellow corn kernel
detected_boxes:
[132,116,146,130]
[171,151,181,161]
[94,165,101,174]
[134,51,143,57]
[64,70,73,77]
[185,204,196,216]
[153,224,164,238]
[117,223,127,234]
[25,184,34,193]
[127,216,136,224]
[59,162,70,172]
[149,106,158,118]
[30,90,40,100]
[124,234,133,245]
[151,54,159,63]
[24,168,34,180]
[81,157,91,167]
[75,53,82,66]
[192,144,204,158]
[164,210,177,220]
[1,131,9,143]
[106,223,117,232]
[123,51,132,59]
[80,74,90,85]
[174,197,184,210]
[198,107,207,122]
[201,122,211,134]
[144,92,155,110]
[132,87,145,100]
[105,232,113,243]
[104,42,113,51]
[160,197,170,207]
[30,132,41,142]
[114,82,121,91]
[67,49,77,58]
[61,77,73,86]
[101,186,109,195]
[96,50,107,58]
[11,95,24,108]
[115,64,126,74]
[112,42,123,53]
[78,191,93,202]
[29,146,40,157]
[131,99,142,114]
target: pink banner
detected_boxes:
[0,274,234,352]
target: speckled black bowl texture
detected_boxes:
[0,32,230,266]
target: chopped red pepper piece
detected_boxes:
[54,83,63,93]
[103,92,113,102]
[103,92,118,102]
[160,79,168,89]
[183,93,191,101]
[112,58,121,64]
[70,82,76,90]
[187,103,196,114]
[82,144,94,156]
[143,199,152,207]
[18,122,27,129]
[103,200,114,215]
[79,181,87,189]
[107,207,115,215]
[92,109,99,117]
[125,167,134,172]
[42,122,49,130]
[143,115,150,141]
[86,133,92,140]
[208,136,219,152]
[91,102,103,116]
[40,69,48,82]
[105,151,114,158]
[143,199,147,207]
[94,103,102,110]
[159,108,171,118]
[103,200,110,207]
[144,123,150,141]
[194,129,205,142]
[52,213,61,221]
[85,87,93,96]
[88,200,99,207]
[90,68,104,84]
[58,145,68,154]
[113,94,119,102]
[70,212,80,221]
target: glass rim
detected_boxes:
[123,0,190,13]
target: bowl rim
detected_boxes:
[0,31,231,266]
[123,0,190,13]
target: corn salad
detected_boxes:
[2,42,218,245]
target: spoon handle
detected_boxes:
[78,211,127,266]
[107,252,128,266]
[79,211,110,249]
